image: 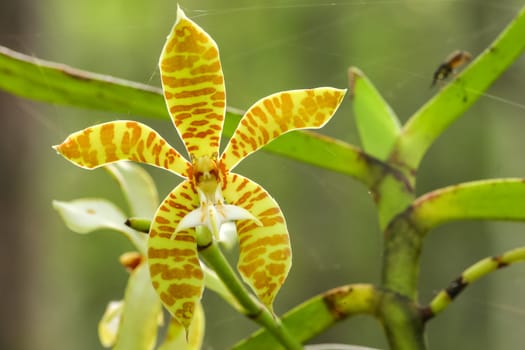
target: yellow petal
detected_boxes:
[54,121,191,178]
[222,172,292,310]
[220,87,346,171]
[158,302,205,350]
[160,6,225,158]
[147,180,203,331]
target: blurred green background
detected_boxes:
[1,0,524,349]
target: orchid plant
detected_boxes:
[1,2,525,350]
[53,5,345,339]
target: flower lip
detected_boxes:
[175,200,262,240]
[176,153,262,239]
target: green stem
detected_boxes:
[373,170,415,231]
[376,138,421,349]
[197,228,303,350]
[381,216,422,300]
[379,293,426,350]
[422,246,525,321]
[410,178,525,232]
[232,284,381,350]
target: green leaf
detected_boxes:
[52,198,146,253]
[0,46,166,118]
[390,6,525,172]
[0,45,380,188]
[409,178,525,232]
[348,67,400,160]
[157,301,205,350]
[105,162,159,219]
[257,128,382,187]
[114,262,162,350]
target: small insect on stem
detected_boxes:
[431,50,472,87]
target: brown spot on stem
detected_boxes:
[445,276,467,299]
[492,255,509,268]
[323,286,354,320]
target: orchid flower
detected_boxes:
[54,6,345,330]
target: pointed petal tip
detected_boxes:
[164,5,187,45]
[330,86,348,99]
[176,4,187,24]
[52,143,67,156]
[336,87,348,100]
[332,87,347,110]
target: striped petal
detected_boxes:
[160,6,226,159]
[222,172,291,310]
[54,121,191,178]
[147,180,203,330]
[220,87,346,171]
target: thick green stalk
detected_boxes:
[379,293,426,349]
[381,217,422,300]
[372,170,415,231]
[375,163,424,350]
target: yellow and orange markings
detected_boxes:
[54,5,346,331]
[160,9,226,159]
[54,121,191,177]
[148,181,202,329]
[222,172,291,308]
[220,88,346,171]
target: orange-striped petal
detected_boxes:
[160,6,225,159]
[222,172,291,310]
[220,88,346,171]
[54,121,191,178]
[147,180,202,331]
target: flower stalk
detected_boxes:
[196,226,303,350]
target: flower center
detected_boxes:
[175,154,261,240]
[192,154,221,204]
